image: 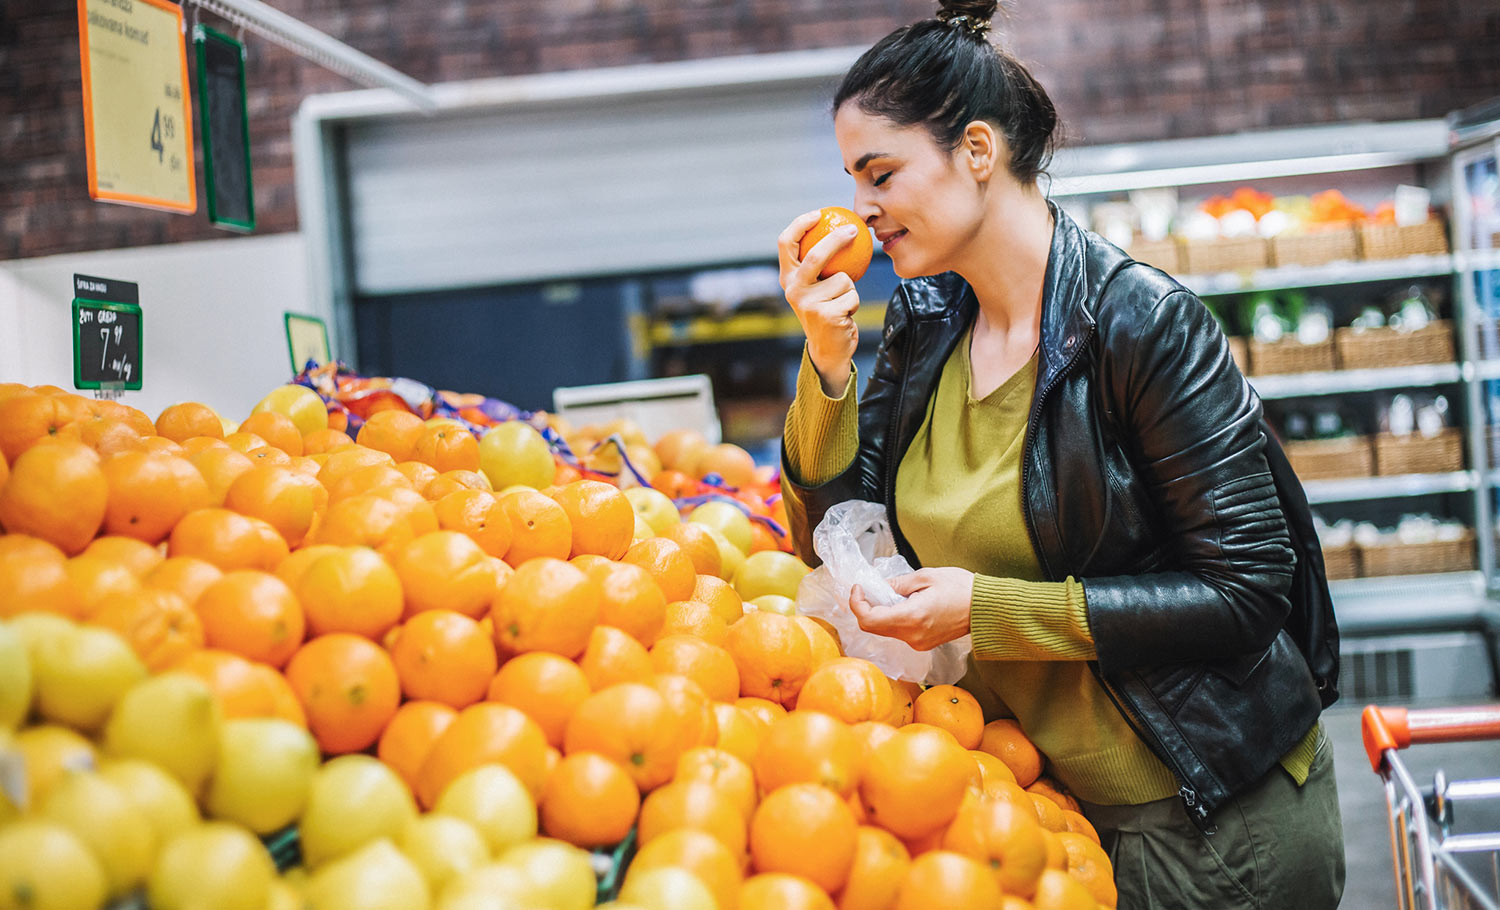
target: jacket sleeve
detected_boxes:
[779,291,908,566]
[1082,285,1295,676]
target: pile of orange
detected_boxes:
[0,380,1117,909]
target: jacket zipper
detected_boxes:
[1096,675,1217,833]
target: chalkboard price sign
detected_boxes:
[194,25,255,232]
[72,274,143,391]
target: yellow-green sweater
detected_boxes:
[783,333,1318,806]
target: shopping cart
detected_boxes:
[1363,704,1500,909]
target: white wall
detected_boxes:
[0,232,318,422]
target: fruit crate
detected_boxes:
[593,828,639,903]
[1226,336,1251,374]
[1270,227,1359,268]
[1127,237,1181,274]
[1333,320,1456,370]
[1320,540,1360,581]
[262,825,302,873]
[1373,428,1465,476]
[1249,337,1336,375]
[1358,219,1450,259]
[1181,235,1269,274]
[1283,435,1375,481]
[1359,530,1476,577]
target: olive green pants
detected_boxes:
[1078,729,1346,910]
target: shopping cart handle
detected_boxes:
[1362,704,1500,772]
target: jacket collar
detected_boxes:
[1037,202,1098,391]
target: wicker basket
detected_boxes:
[1320,541,1360,580]
[1128,237,1181,274]
[1373,428,1465,476]
[1182,236,1270,275]
[1358,220,1450,259]
[1226,337,1251,374]
[1334,320,1456,370]
[1359,531,1476,577]
[1249,337,1335,375]
[1270,228,1359,268]
[1283,435,1374,481]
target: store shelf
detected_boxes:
[1302,471,1477,504]
[1454,248,1500,271]
[649,303,886,346]
[1182,253,1455,297]
[1331,570,1491,636]
[1250,362,1463,399]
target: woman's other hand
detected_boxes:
[778,210,863,396]
[848,567,974,651]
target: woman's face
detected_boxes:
[833,104,988,279]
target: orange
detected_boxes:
[300,427,354,454]
[1029,792,1067,833]
[1061,809,1100,844]
[563,682,681,791]
[542,751,641,848]
[90,587,203,671]
[750,782,858,893]
[690,573,742,625]
[356,410,425,462]
[736,696,788,731]
[389,609,498,708]
[82,536,163,576]
[64,552,142,616]
[711,702,764,765]
[1057,831,1116,907]
[377,699,457,792]
[838,826,911,910]
[631,829,744,910]
[411,422,480,472]
[800,206,873,282]
[138,436,186,456]
[914,685,985,750]
[0,440,107,554]
[308,491,430,553]
[433,490,512,560]
[661,524,724,579]
[651,673,719,753]
[795,616,842,670]
[740,873,837,910]
[64,416,144,457]
[489,557,600,659]
[422,469,491,500]
[284,632,400,754]
[725,611,813,707]
[154,402,224,443]
[224,465,327,549]
[860,726,973,839]
[652,428,709,473]
[316,446,396,488]
[257,663,307,726]
[887,678,921,726]
[695,443,758,488]
[1026,777,1079,813]
[970,750,1019,797]
[943,794,1048,896]
[650,469,698,500]
[849,721,899,764]
[754,710,863,796]
[225,431,271,455]
[171,648,279,719]
[187,446,254,506]
[894,850,1003,910]
[747,521,782,554]
[552,480,635,560]
[195,569,306,668]
[639,779,748,856]
[1030,867,1097,910]
[394,460,441,491]
[415,701,550,807]
[391,530,494,620]
[979,719,1043,788]
[292,546,404,640]
[797,657,894,724]
[497,489,573,565]
[650,634,740,702]
[0,534,83,618]
[1040,829,1066,871]
[661,599,730,647]
[622,537,697,602]
[324,463,413,504]
[577,624,653,690]
[0,392,74,460]
[237,411,303,456]
[486,651,591,748]
[676,746,758,820]
[178,436,228,456]
[167,508,288,572]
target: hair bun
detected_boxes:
[935,0,998,34]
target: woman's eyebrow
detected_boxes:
[844,152,891,175]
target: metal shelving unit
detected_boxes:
[1303,471,1478,505]
[1182,253,1456,298]
[1250,362,1464,399]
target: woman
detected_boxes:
[776,2,1346,907]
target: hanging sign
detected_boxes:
[73,274,143,392]
[194,25,254,231]
[76,0,196,213]
[284,313,331,373]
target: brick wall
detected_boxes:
[3,0,1498,260]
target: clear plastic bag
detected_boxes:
[794,501,972,684]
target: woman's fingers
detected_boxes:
[794,225,859,287]
[777,210,826,283]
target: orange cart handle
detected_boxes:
[1362,704,1500,772]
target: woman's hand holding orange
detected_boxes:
[778,210,863,397]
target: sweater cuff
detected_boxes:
[970,575,1096,661]
[782,345,859,486]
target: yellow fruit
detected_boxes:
[0,620,33,729]
[266,880,303,910]
[11,724,97,808]
[618,866,719,910]
[478,423,555,491]
[624,487,681,536]
[304,838,431,910]
[434,764,538,856]
[749,594,798,616]
[300,755,418,868]
[205,718,320,834]
[5,612,77,653]
[252,385,327,437]
[496,839,597,910]
[98,758,201,845]
[701,526,744,582]
[0,820,107,910]
[400,814,492,894]
[103,672,222,797]
[689,501,753,554]
[31,623,146,732]
[734,550,811,602]
[37,771,157,898]
[437,865,532,910]
[148,821,275,910]
[0,729,15,823]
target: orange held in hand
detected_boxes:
[800,206,874,281]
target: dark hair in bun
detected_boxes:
[833,0,1060,184]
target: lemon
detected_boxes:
[299,755,417,868]
[479,422,555,491]
[31,623,146,732]
[701,526,744,583]
[304,838,430,910]
[12,723,96,809]
[437,864,531,910]
[618,866,719,910]
[749,594,798,616]
[205,718,319,834]
[433,764,537,856]
[0,819,107,910]
[147,821,274,910]
[400,814,491,894]
[5,612,76,653]
[252,385,327,437]
[0,621,33,730]
[37,770,157,898]
[688,501,753,554]
[497,839,596,910]
[625,486,680,536]
[0,729,18,823]
[103,672,222,797]
[99,758,201,844]
[265,880,303,910]
[734,550,812,601]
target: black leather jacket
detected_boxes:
[780,205,1329,824]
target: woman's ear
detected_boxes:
[961,121,1000,182]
